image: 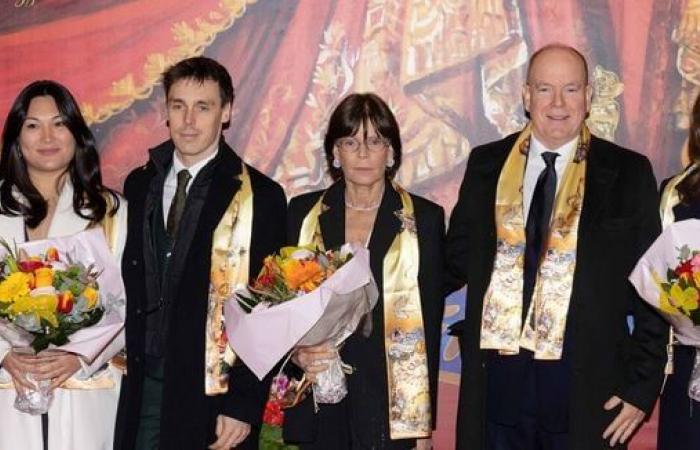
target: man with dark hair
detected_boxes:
[114,56,286,450]
[447,44,667,449]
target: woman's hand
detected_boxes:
[32,352,81,390]
[292,342,336,383]
[1,351,37,391]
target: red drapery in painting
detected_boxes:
[2,0,690,190]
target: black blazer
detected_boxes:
[114,140,286,450]
[283,180,445,449]
[446,133,668,450]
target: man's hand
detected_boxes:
[208,415,250,449]
[292,342,336,383]
[1,351,37,391]
[602,395,645,447]
[32,352,81,390]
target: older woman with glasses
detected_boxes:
[282,93,445,450]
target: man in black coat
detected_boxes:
[446,44,667,450]
[114,57,286,450]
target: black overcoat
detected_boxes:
[114,140,286,450]
[446,133,668,450]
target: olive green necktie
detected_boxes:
[166,169,191,239]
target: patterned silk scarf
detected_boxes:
[298,183,432,439]
[480,124,589,360]
[204,165,253,395]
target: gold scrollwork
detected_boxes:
[15,0,36,7]
[80,0,256,125]
[586,65,624,141]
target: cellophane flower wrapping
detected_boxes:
[224,244,378,405]
[0,229,125,414]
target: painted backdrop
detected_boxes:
[3,0,700,448]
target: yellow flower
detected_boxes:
[9,294,58,328]
[669,284,699,313]
[694,271,700,288]
[34,267,54,288]
[0,272,32,303]
[82,287,99,309]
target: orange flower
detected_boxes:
[57,291,74,314]
[46,248,60,262]
[280,259,324,292]
[34,267,54,288]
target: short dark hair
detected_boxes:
[323,93,402,180]
[679,92,700,203]
[526,43,589,84]
[162,56,235,106]
[0,80,118,227]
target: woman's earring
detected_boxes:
[386,156,394,168]
[332,158,341,169]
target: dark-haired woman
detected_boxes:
[0,80,126,450]
[657,95,700,450]
[283,93,445,450]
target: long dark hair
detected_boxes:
[0,80,118,228]
[679,93,700,204]
[323,93,402,181]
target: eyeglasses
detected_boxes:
[335,136,389,153]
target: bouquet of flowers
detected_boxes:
[225,243,378,404]
[0,229,124,414]
[630,219,700,401]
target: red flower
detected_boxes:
[676,260,694,277]
[18,260,47,273]
[262,400,284,426]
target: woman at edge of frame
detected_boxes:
[657,93,700,450]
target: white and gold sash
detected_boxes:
[204,165,253,395]
[480,124,589,360]
[298,183,431,439]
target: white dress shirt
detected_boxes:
[162,143,219,223]
[523,135,578,221]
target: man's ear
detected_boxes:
[585,84,593,113]
[522,84,531,115]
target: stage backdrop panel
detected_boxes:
[3,1,697,448]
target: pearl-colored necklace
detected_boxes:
[345,186,384,211]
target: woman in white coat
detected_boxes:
[0,80,127,450]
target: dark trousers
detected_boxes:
[134,357,164,450]
[485,418,568,450]
[485,352,570,450]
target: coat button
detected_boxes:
[136,308,143,315]
[133,356,141,363]
[131,259,138,266]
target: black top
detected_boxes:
[283,180,446,449]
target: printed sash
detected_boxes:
[480,124,589,360]
[204,165,253,395]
